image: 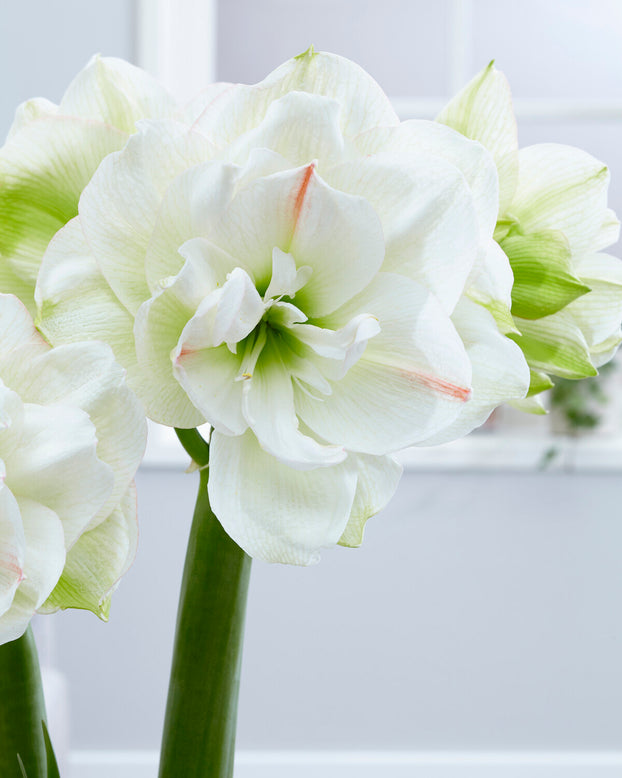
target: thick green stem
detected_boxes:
[0,626,48,777]
[159,431,252,778]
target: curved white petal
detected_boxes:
[40,482,138,620]
[0,498,65,644]
[297,273,472,453]
[209,429,358,565]
[178,267,264,350]
[7,403,113,548]
[225,91,345,170]
[286,167,386,317]
[338,454,402,548]
[181,82,235,125]
[422,298,529,445]
[566,252,622,348]
[193,49,399,147]
[436,62,518,214]
[0,482,25,617]
[0,115,127,289]
[145,161,241,289]
[466,239,516,333]
[593,208,620,252]
[133,278,206,429]
[2,341,146,529]
[326,153,480,314]
[243,334,346,468]
[0,293,48,355]
[173,343,246,435]
[512,144,610,256]
[60,55,177,132]
[79,120,215,313]
[7,97,58,139]
[203,164,385,317]
[352,120,499,245]
[36,218,139,377]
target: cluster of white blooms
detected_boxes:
[0,48,618,627]
[438,62,622,411]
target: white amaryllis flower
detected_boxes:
[0,55,176,314]
[37,50,529,564]
[438,62,622,410]
[0,294,146,644]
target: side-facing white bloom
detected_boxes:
[438,62,622,410]
[0,55,176,314]
[37,50,529,564]
[0,294,146,644]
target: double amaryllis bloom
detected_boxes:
[0,294,146,644]
[438,62,622,411]
[0,48,619,568]
[36,49,530,564]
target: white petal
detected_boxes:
[225,91,345,170]
[133,275,207,429]
[293,314,381,380]
[512,144,610,256]
[466,239,516,333]
[264,247,312,300]
[593,208,620,252]
[79,120,215,313]
[353,120,499,246]
[326,153,480,314]
[297,273,472,453]
[196,267,264,348]
[7,403,113,548]
[436,62,518,214]
[194,49,398,147]
[205,164,385,317]
[243,334,346,468]
[0,499,65,644]
[40,483,138,619]
[36,217,138,376]
[422,298,529,445]
[0,482,25,618]
[0,293,48,354]
[60,55,176,132]
[567,252,622,348]
[0,115,127,288]
[287,167,386,317]
[209,429,358,565]
[173,343,246,435]
[180,82,235,125]
[145,161,242,290]
[338,454,402,548]
[2,341,146,529]
[7,97,58,139]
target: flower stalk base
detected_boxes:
[159,430,252,778]
[0,626,48,777]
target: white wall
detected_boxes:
[0,0,135,138]
[49,464,622,754]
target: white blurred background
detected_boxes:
[2,1,622,775]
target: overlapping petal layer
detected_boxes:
[0,56,177,313]
[0,294,146,643]
[439,62,622,400]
